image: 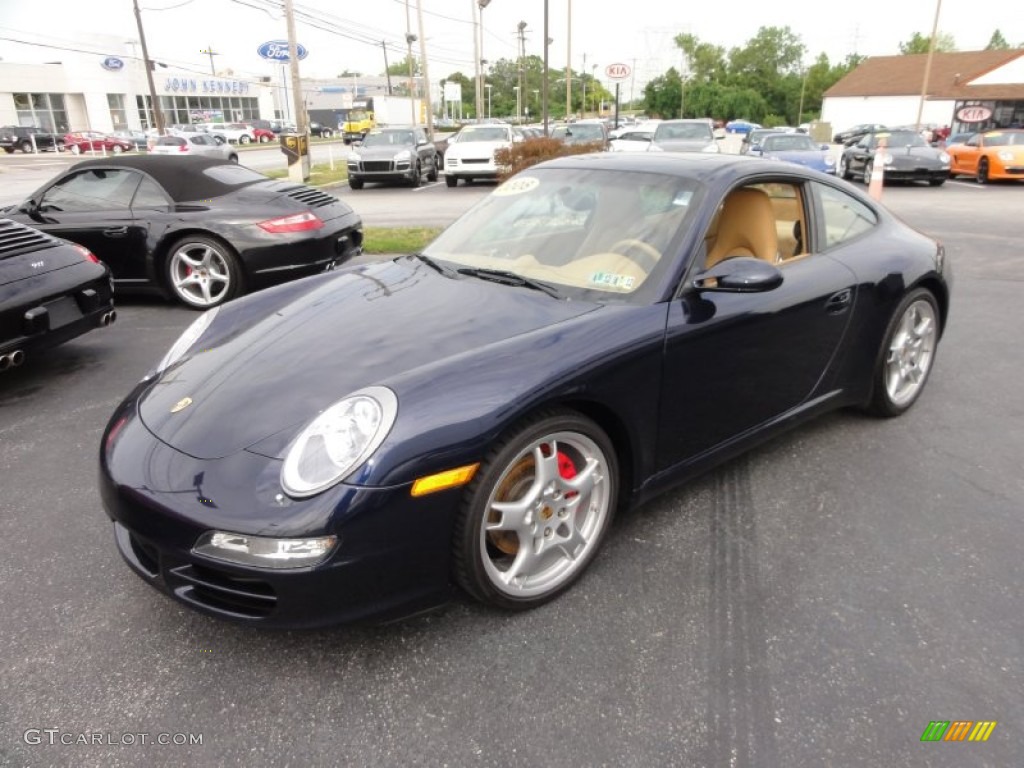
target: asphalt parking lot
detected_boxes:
[1,179,1021,767]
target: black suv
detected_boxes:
[0,126,64,154]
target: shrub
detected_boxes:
[495,137,605,181]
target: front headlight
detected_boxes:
[394,150,411,161]
[156,306,219,373]
[939,152,951,164]
[701,143,720,153]
[998,150,1013,162]
[281,386,398,498]
[193,531,337,569]
[824,155,836,165]
[348,152,361,163]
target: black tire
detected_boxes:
[19,140,32,153]
[409,162,422,188]
[165,235,244,309]
[112,144,124,154]
[867,287,940,418]
[348,177,364,190]
[453,409,618,611]
[322,129,332,138]
[427,159,439,182]
[929,177,945,187]
[862,160,873,185]
[445,174,458,188]
[838,155,851,180]
[239,135,251,144]
[228,153,239,164]
[976,158,989,184]
[3,147,13,154]
[55,142,65,153]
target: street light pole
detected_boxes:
[475,0,491,122]
[485,83,492,119]
[416,0,433,138]
[915,0,943,132]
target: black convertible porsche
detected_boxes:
[1,218,114,371]
[100,153,951,627]
[1,156,363,309]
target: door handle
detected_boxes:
[825,289,852,314]
[103,226,128,237]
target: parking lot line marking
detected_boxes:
[948,180,989,190]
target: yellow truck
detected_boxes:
[341,108,374,144]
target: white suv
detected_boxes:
[200,122,256,144]
[444,124,517,187]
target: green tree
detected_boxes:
[675,33,728,83]
[643,68,682,119]
[385,55,420,77]
[726,26,806,121]
[985,29,1010,50]
[898,32,956,54]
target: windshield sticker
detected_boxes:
[590,272,636,290]
[494,176,540,196]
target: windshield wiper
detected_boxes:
[410,253,459,278]
[456,267,562,299]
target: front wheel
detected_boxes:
[929,177,945,187]
[867,288,940,417]
[348,177,364,190]
[19,141,32,153]
[239,135,251,145]
[165,235,243,309]
[228,153,239,164]
[838,156,851,180]
[427,159,439,182]
[862,160,874,185]
[445,174,458,187]
[409,162,422,187]
[111,144,124,154]
[976,158,989,184]
[453,410,618,610]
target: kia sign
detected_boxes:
[605,63,631,80]
[956,105,992,123]
[101,57,125,71]
[257,40,309,62]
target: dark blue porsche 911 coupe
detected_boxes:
[100,153,951,627]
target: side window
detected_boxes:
[703,182,806,269]
[40,169,140,212]
[131,177,170,210]
[816,183,878,249]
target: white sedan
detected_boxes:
[609,130,655,152]
[149,134,239,162]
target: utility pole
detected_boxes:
[132,0,165,135]
[542,0,549,134]
[199,45,219,76]
[565,0,571,120]
[382,41,392,95]
[517,21,527,123]
[915,0,943,132]
[284,0,305,134]
[404,0,416,125]
[416,0,433,139]
[581,53,587,119]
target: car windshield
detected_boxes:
[982,131,1022,147]
[458,126,511,142]
[552,124,604,142]
[363,131,415,147]
[422,167,703,303]
[762,135,817,151]
[655,123,713,141]
[877,131,927,148]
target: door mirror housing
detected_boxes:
[693,257,783,293]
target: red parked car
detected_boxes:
[63,131,134,155]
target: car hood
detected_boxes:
[446,140,508,158]
[139,257,600,460]
[651,139,715,152]
[764,150,829,167]
[355,145,417,160]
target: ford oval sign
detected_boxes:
[257,40,308,62]
[101,57,125,71]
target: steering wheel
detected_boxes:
[608,238,661,271]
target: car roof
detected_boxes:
[69,155,256,202]
[529,151,825,185]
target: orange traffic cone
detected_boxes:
[868,137,886,201]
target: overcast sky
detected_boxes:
[1,0,1021,92]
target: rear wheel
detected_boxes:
[240,135,251,144]
[867,288,940,417]
[166,235,243,309]
[976,158,989,184]
[445,174,458,187]
[112,144,124,154]
[453,410,618,610]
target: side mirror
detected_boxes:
[693,257,783,293]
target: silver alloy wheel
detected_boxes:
[169,241,232,308]
[480,430,612,598]
[884,298,937,407]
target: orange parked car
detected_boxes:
[948,128,1024,183]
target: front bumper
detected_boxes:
[883,164,949,183]
[100,398,458,628]
[347,158,417,184]
[445,156,498,178]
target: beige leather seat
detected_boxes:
[704,188,779,269]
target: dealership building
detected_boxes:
[822,49,1024,135]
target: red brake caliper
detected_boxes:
[557,451,579,502]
